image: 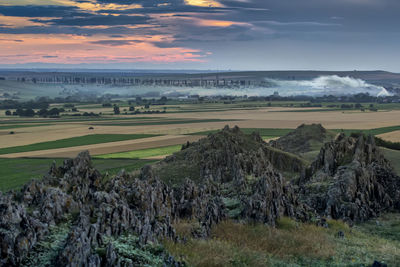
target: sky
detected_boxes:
[0,0,399,71]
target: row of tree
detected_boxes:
[5,107,65,117]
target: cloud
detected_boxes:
[0,38,23,42]
[0,5,82,17]
[90,39,143,46]
[33,14,151,26]
[0,0,399,68]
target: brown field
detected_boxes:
[140,108,400,130]
[2,108,400,149]
[0,135,203,158]
[1,107,400,158]
[377,130,400,142]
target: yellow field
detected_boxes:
[0,135,203,158]
[1,107,400,158]
[378,130,400,142]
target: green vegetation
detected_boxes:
[189,126,400,143]
[98,234,169,266]
[0,134,157,155]
[381,147,400,175]
[375,136,400,151]
[96,145,181,159]
[22,220,72,266]
[0,116,160,125]
[165,217,400,266]
[91,118,234,127]
[337,125,400,137]
[189,128,292,139]
[0,123,52,130]
[0,158,154,191]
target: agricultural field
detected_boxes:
[95,145,182,160]
[1,98,400,193]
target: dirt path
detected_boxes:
[0,135,204,158]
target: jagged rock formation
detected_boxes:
[0,127,307,266]
[0,125,399,266]
[299,133,400,223]
[270,123,336,154]
[146,125,310,223]
[0,152,182,266]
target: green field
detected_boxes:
[0,158,155,192]
[95,145,182,159]
[190,126,400,140]
[0,124,52,130]
[0,116,161,125]
[0,134,157,155]
[188,128,293,139]
[339,125,400,136]
[381,147,400,175]
[91,118,234,127]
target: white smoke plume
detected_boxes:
[99,75,392,97]
[267,75,392,97]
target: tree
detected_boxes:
[144,104,150,109]
[48,108,60,116]
[113,105,120,115]
[129,106,135,111]
[24,108,35,117]
[38,108,48,117]
[5,110,11,116]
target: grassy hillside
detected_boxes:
[381,147,400,175]
[165,215,400,266]
[96,145,182,159]
[0,157,155,192]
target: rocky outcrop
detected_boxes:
[146,126,309,225]
[1,126,399,266]
[270,123,335,154]
[299,133,400,223]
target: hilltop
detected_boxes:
[0,125,399,266]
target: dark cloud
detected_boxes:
[32,14,151,26]
[96,0,185,7]
[0,5,83,17]
[42,55,58,58]
[0,38,23,42]
[90,39,143,46]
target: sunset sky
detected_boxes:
[0,0,399,71]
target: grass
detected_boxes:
[95,145,182,159]
[189,126,400,141]
[0,116,161,125]
[336,125,400,136]
[0,134,157,155]
[0,157,154,192]
[0,123,52,130]
[188,128,293,138]
[91,118,234,127]
[381,147,400,175]
[164,217,400,266]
